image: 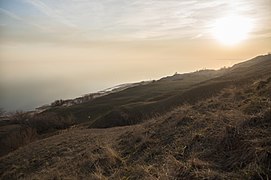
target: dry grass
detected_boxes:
[0,69,270,179]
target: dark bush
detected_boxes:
[29,113,75,134]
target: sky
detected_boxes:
[0,0,271,111]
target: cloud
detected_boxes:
[1,0,271,43]
[24,0,77,28]
[0,8,22,21]
[0,7,46,30]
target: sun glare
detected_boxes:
[212,15,253,45]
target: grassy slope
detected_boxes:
[0,70,270,179]
[0,54,270,179]
[1,63,228,157]
[46,70,228,127]
[44,55,271,129]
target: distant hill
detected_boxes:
[0,54,270,179]
[35,81,151,113]
[39,54,271,128]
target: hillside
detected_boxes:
[44,54,270,128]
[0,54,270,179]
[43,67,228,128]
[36,81,151,112]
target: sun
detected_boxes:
[212,15,253,45]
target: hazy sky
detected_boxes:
[0,0,271,111]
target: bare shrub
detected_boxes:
[29,113,75,134]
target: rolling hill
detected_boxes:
[0,54,270,179]
[43,54,270,128]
